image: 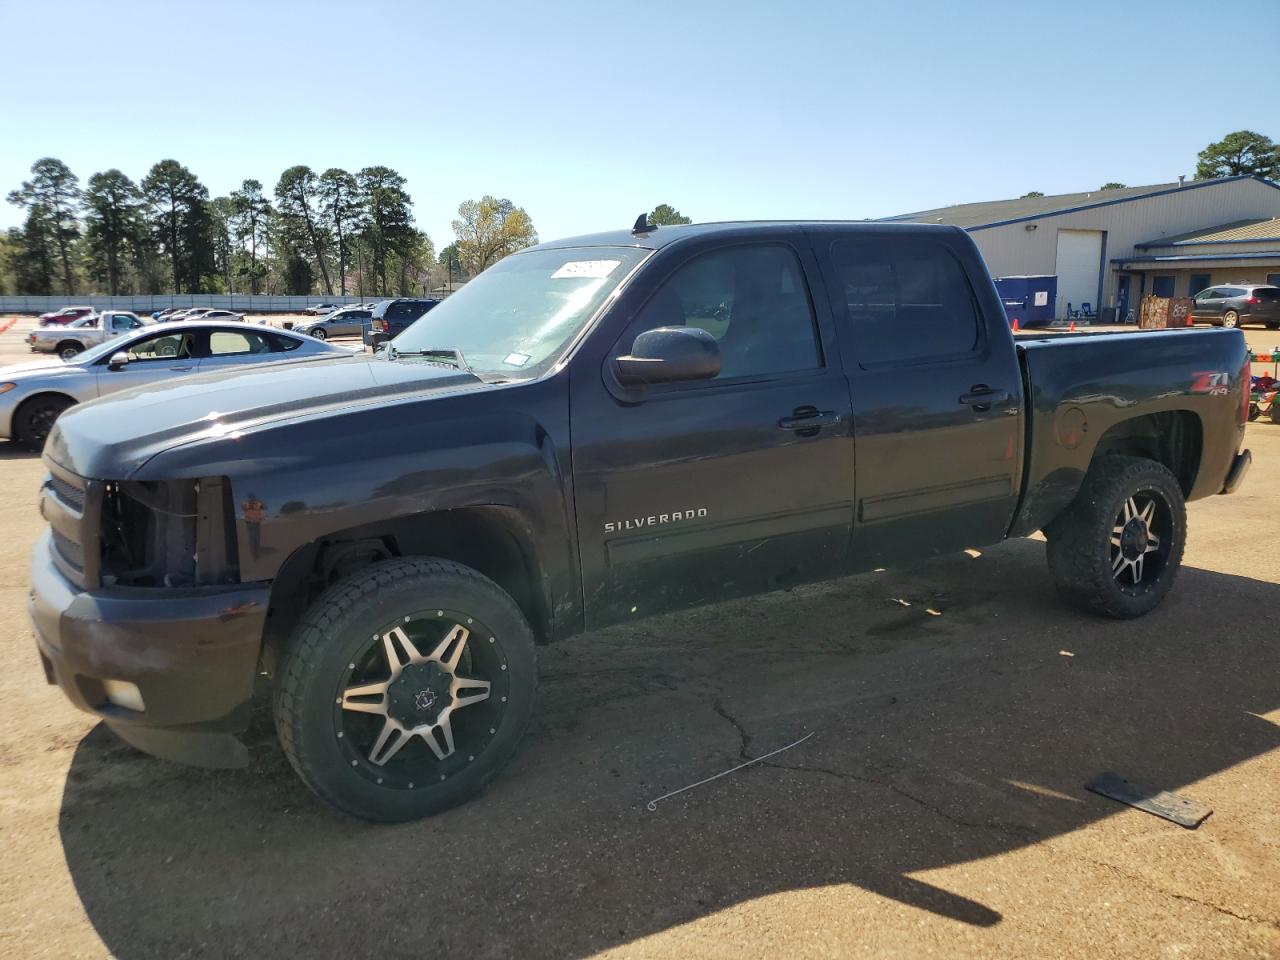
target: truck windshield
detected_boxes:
[391,246,650,376]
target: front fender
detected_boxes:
[131,376,578,622]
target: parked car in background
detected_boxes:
[26,311,149,359]
[171,307,219,322]
[294,306,372,339]
[38,307,95,327]
[151,307,183,320]
[304,303,341,316]
[1191,284,1280,329]
[364,297,441,349]
[198,309,246,322]
[1,321,349,448]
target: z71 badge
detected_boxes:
[604,508,708,534]
[1190,371,1231,396]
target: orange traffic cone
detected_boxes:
[1069,320,1076,332]
[1012,318,1020,332]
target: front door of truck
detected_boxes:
[815,232,1024,569]
[570,235,856,629]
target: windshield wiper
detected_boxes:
[388,345,472,374]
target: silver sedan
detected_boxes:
[0,321,350,448]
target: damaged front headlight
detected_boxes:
[100,477,239,587]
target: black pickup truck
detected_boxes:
[29,219,1252,821]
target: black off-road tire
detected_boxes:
[13,394,75,450]
[273,557,537,822]
[1045,456,1186,619]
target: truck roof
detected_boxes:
[534,219,964,252]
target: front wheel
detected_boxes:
[1221,310,1239,328]
[1045,456,1186,618]
[14,394,75,449]
[274,558,537,821]
[310,327,327,340]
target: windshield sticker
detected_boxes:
[503,352,532,367]
[551,259,621,280]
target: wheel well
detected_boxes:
[261,507,551,672]
[55,340,83,353]
[13,391,77,422]
[1091,411,1202,495]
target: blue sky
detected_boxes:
[2,0,1275,247]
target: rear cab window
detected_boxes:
[828,238,982,366]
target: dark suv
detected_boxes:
[1191,283,1280,329]
[364,298,442,349]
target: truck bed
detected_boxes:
[1009,327,1249,536]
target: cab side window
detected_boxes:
[830,239,981,366]
[621,244,821,381]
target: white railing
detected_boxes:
[0,294,372,314]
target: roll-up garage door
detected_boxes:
[1054,229,1103,319]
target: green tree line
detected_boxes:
[1,158,545,298]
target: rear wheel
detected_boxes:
[57,341,84,360]
[1045,456,1186,618]
[1221,310,1239,328]
[14,394,75,450]
[274,558,537,821]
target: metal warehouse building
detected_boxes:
[887,175,1280,322]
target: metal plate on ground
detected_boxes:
[1086,771,1212,829]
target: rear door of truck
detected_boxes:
[809,226,1025,569]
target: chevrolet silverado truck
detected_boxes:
[29,219,1252,822]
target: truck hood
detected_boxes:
[46,353,480,480]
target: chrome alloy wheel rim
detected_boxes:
[1110,492,1171,593]
[333,610,509,789]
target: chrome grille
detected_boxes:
[41,460,101,590]
[51,528,84,571]
[49,474,85,510]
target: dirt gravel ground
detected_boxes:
[0,315,1277,958]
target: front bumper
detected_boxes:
[28,529,271,768]
[1221,449,1251,495]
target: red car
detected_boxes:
[38,306,95,327]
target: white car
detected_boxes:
[191,309,246,323]
[1,321,352,448]
[26,311,150,360]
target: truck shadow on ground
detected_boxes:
[57,539,1280,958]
[0,440,40,461]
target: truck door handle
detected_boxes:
[959,386,1009,410]
[778,407,843,433]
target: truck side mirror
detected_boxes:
[614,326,720,387]
[107,352,129,370]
